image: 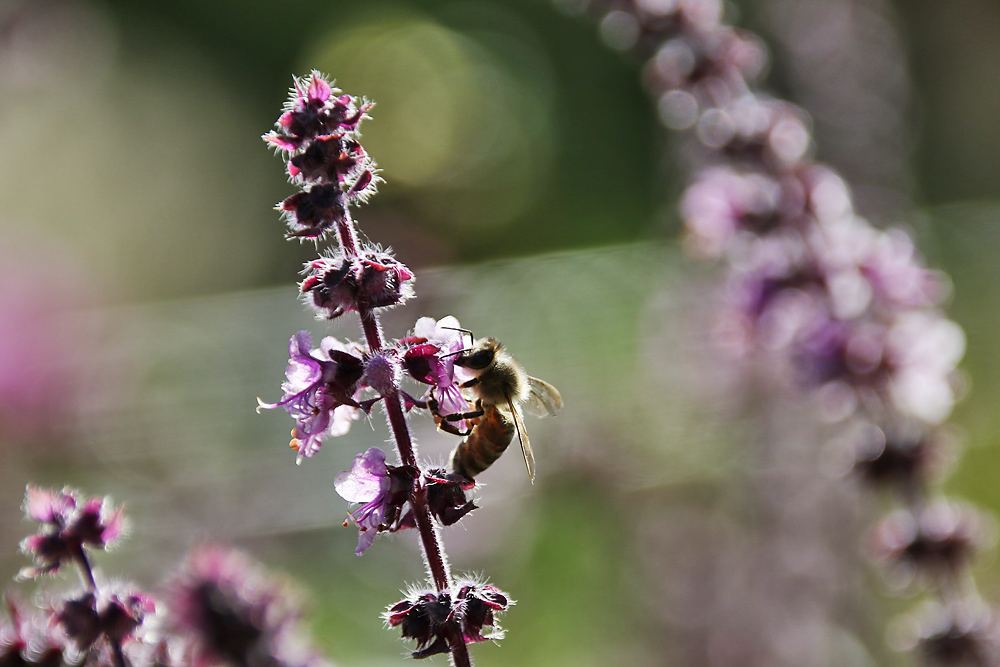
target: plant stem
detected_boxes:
[338,215,472,666]
[71,543,97,592]
[73,543,129,667]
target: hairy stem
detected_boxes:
[73,543,129,667]
[71,543,97,592]
[110,642,127,667]
[338,215,471,666]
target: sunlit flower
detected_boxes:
[279,184,347,239]
[287,134,364,184]
[263,71,371,153]
[334,448,417,555]
[257,332,366,461]
[401,316,475,433]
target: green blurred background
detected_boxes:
[1,0,1000,665]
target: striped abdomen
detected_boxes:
[450,404,515,478]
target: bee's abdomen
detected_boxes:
[450,405,515,478]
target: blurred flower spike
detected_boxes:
[0,596,70,665]
[384,581,510,659]
[19,486,124,579]
[851,424,946,493]
[165,545,330,667]
[257,331,371,462]
[579,0,991,664]
[334,448,419,556]
[705,171,964,424]
[871,501,993,587]
[57,588,154,654]
[902,600,1000,667]
[264,72,377,240]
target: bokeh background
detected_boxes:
[1,0,1000,665]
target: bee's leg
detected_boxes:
[442,399,484,421]
[443,410,483,422]
[435,400,485,437]
[438,420,473,437]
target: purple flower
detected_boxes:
[384,580,510,659]
[257,331,366,462]
[860,228,946,310]
[263,72,378,240]
[644,27,766,112]
[709,97,811,169]
[401,316,475,433]
[19,487,125,579]
[334,448,417,555]
[681,166,789,257]
[883,312,965,425]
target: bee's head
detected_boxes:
[454,338,500,371]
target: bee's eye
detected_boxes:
[463,348,494,370]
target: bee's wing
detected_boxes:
[506,396,535,483]
[523,376,563,418]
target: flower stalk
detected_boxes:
[576,0,996,662]
[7,485,343,667]
[337,209,459,632]
[260,72,511,664]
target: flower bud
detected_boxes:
[384,580,510,659]
[301,249,414,319]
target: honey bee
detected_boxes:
[446,337,562,483]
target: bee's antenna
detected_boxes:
[441,326,474,347]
